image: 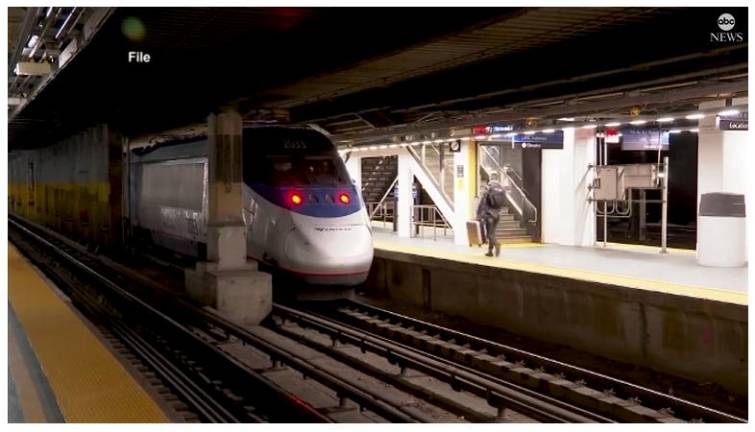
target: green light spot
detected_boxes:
[121,17,146,42]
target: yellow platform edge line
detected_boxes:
[374,240,747,306]
[8,244,169,423]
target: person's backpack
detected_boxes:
[486,183,506,209]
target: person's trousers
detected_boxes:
[483,213,500,253]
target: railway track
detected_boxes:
[297,299,746,423]
[9,215,746,423]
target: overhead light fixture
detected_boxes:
[669,129,682,134]
[489,134,502,139]
[389,144,398,149]
[582,124,598,129]
[474,135,487,140]
[656,117,675,123]
[629,120,647,125]
[558,117,575,122]
[689,128,699,133]
[685,113,705,120]
[605,122,621,127]
[542,129,555,133]
[523,130,536,135]
[717,109,740,117]
[379,145,388,149]
[368,146,378,151]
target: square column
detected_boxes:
[541,127,596,246]
[185,108,271,325]
[453,140,476,245]
[396,152,414,237]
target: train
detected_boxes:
[128,126,374,286]
[9,124,374,289]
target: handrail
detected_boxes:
[479,146,538,224]
[410,204,451,241]
[368,175,398,219]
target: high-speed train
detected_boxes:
[128,126,374,286]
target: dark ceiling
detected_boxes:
[7,6,748,149]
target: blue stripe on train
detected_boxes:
[248,182,362,218]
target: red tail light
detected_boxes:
[289,192,303,206]
[338,192,351,205]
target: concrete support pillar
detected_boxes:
[541,127,596,246]
[453,141,476,245]
[697,98,749,255]
[697,99,749,199]
[397,152,414,237]
[185,108,271,325]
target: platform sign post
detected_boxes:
[660,156,669,254]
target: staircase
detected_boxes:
[421,146,454,202]
[494,206,531,243]
[361,156,398,211]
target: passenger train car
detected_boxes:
[128,126,374,286]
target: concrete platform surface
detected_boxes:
[372,229,747,305]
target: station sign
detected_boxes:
[620,128,670,151]
[511,130,564,149]
[490,123,514,133]
[717,111,748,131]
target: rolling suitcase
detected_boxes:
[467,220,484,247]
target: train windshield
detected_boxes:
[244,128,351,186]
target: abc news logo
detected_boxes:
[711,13,744,43]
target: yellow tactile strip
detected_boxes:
[8,244,169,423]
[374,239,747,306]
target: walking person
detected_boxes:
[476,172,506,257]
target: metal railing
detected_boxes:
[367,201,396,229]
[479,146,538,224]
[410,204,451,241]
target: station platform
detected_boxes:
[367,229,748,394]
[8,244,169,423]
[372,228,747,305]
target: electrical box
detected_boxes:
[593,166,620,201]
[621,164,658,189]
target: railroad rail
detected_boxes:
[302,299,747,423]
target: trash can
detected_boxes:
[697,193,747,267]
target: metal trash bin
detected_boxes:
[697,193,747,267]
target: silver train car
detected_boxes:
[128,126,374,286]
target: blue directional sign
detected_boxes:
[511,130,564,149]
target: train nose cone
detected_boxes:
[283,224,373,283]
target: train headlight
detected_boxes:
[338,192,351,205]
[289,192,304,206]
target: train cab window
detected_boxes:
[244,128,351,187]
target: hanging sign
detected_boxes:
[717,111,748,130]
[511,130,564,149]
[620,128,670,151]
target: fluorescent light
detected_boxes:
[582,124,598,129]
[433,139,445,143]
[389,144,398,149]
[561,127,575,132]
[605,122,621,127]
[523,130,536,135]
[685,113,705,120]
[669,129,682,134]
[718,109,740,117]
[656,117,675,123]
[558,117,575,122]
[421,140,432,145]
[505,132,516,137]
[400,143,409,147]
[689,128,699,133]
[379,145,388,149]
[542,129,555,133]
[368,146,378,151]
[629,120,647,125]
[489,134,502,139]
[461,136,472,141]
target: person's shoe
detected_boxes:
[494,244,501,257]
[485,251,494,257]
